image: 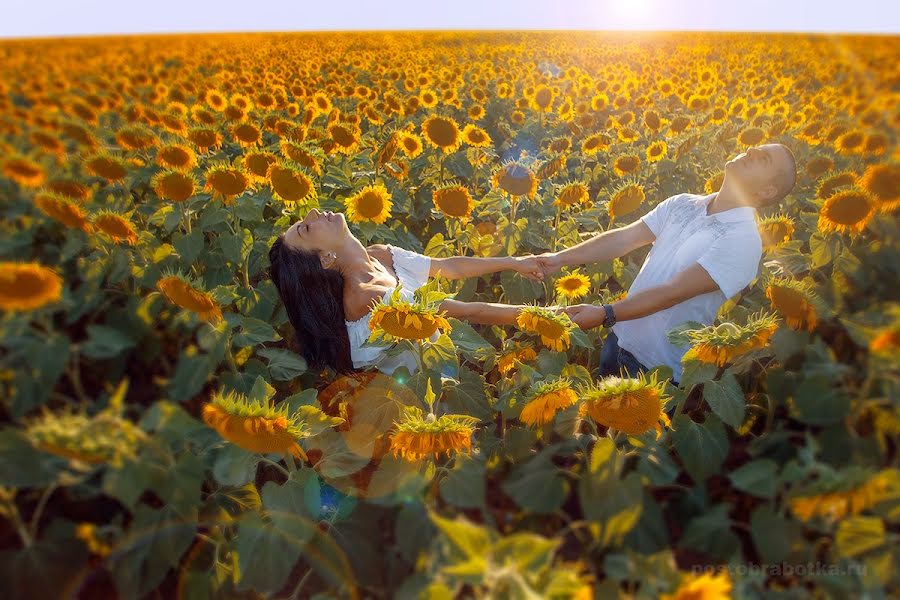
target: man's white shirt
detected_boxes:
[611,192,763,383]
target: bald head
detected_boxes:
[765,143,797,207]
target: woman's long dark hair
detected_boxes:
[268,235,354,374]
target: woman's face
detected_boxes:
[284,208,349,258]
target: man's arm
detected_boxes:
[429,255,542,282]
[539,219,656,275]
[565,263,720,329]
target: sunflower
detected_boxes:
[84,153,128,183]
[395,131,424,159]
[643,109,664,132]
[266,161,317,204]
[421,115,462,154]
[516,305,574,352]
[232,122,262,148]
[204,161,249,204]
[537,155,567,180]
[578,372,671,439]
[418,88,439,108]
[789,468,898,523]
[0,261,63,311]
[157,272,223,322]
[555,181,590,208]
[834,129,865,155]
[709,106,728,125]
[617,126,639,143]
[496,345,538,375]
[608,182,646,221]
[613,154,641,177]
[510,110,526,126]
[204,89,228,112]
[151,170,197,203]
[815,171,857,199]
[115,125,157,151]
[818,188,877,235]
[345,183,393,225]
[681,311,780,367]
[757,213,795,249]
[156,144,198,171]
[461,124,492,148]
[47,179,92,203]
[91,211,139,245]
[869,324,900,356]
[492,161,538,199]
[187,127,223,153]
[529,84,558,113]
[280,141,322,175]
[555,272,591,300]
[327,123,361,155]
[660,571,732,600]
[765,277,823,332]
[704,171,725,194]
[369,287,452,342]
[240,150,278,183]
[519,378,579,427]
[581,132,612,156]
[74,523,112,557]
[203,388,339,459]
[737,127,766,146]
[33,192,93,232]
[862,132,889,156]
[388,404,478,462]
[433,184,475,220]
[646,140,667,163]
[24,402,145,467]
[859,163,900,212]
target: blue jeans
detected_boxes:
[598,331,648,380]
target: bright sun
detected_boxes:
[612,0,654,25]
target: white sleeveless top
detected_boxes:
[344,245,437,375]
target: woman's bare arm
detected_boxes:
[439,299,523,326]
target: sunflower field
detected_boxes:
[1,31,899,599]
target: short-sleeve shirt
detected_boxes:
[611,192,763,383]
[345,245,436,375]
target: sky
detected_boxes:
[3,0,899,38]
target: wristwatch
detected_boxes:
[601,304,616,328]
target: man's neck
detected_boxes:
[707,184,752,216]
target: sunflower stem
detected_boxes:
[180,202,192,234]
[29,482,58,537]
[1,491,33,548]
[260,456,291,478]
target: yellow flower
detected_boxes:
[608,182,646,222]
[421,114,462,154]
[520,378,578,427]
[92,211,139,245]
[204,161,249,204]
[202,388,337,460]
[818,188,877,236]
[157,272,223,322]
[267,160,317,204]
[156,144,197,171]
[152,170,197,203]
[815,171,857,199]
[85,153,128,182]
[369,288,452,341]
[2,155,46,188]
[682,312,780,367]
[327,123,361,155]
[613,154,641,177]
[0,261,63,311]
[555,181,590,208]
[660,570,732,600]
[789,468,899,523]
[555,272,591,300]
[516,306,573,352]
[33,192,93,232]
[492,161,538,199]
[461,124,492,148]
[389,405,478,462]
[758,213,795,249]
[869,324,900,355]
[496,345,537,375]
[578,372,671,439]
[433,184,475,220]
[646,140,667,163]
[581,132,612,156]
[859,163,900,213]
[765,278,822,332]
[345,183,393,225]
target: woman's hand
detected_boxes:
[508,255,545,283]
[563,304,607,329]
[534,252,563,278]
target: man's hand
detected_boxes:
[509,255,545,283]
[535,252,563,278]
[563,304,607,330]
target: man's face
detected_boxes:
[724,143,791,206]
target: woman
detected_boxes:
[268,207,543,375]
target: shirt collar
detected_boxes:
[700,193,757,223]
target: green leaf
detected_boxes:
[422,333,459,375]
[233,316,281,347]
[219,228,253,265]
[0,429,62,488]
[501,450,568,514]
[789,374,850,426]
[81,324,137,360]
[428,510,492,561]
[444,366,493,422]
[439,455,486,509]
[500,270,543,304]
[212,444,260,486]
[702,372,746,428]
[835,517,885,558]
[671,414,729,482]
[492,532,560,573]
[750,504,802,564]
[168,350,215,403]
[447,318,493,358]
[173,228,205,266]
[679,357,717,389]
[677,503,740,561]
[729,459,778,499]
[232,510,308,595]
[581,470,644,548]
[247,375,276,404]
[666,321,705,347]
[256,347,308,380]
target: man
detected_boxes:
[535,143,797,386]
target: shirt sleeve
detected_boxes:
[640,193,683,239]
[696,228,763,299]
[388,245,432,290]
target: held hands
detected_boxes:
[509,252,563,283]
[563,304,607,330]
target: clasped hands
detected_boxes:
[506,252,608,330]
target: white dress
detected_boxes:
[344,245,438,375]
